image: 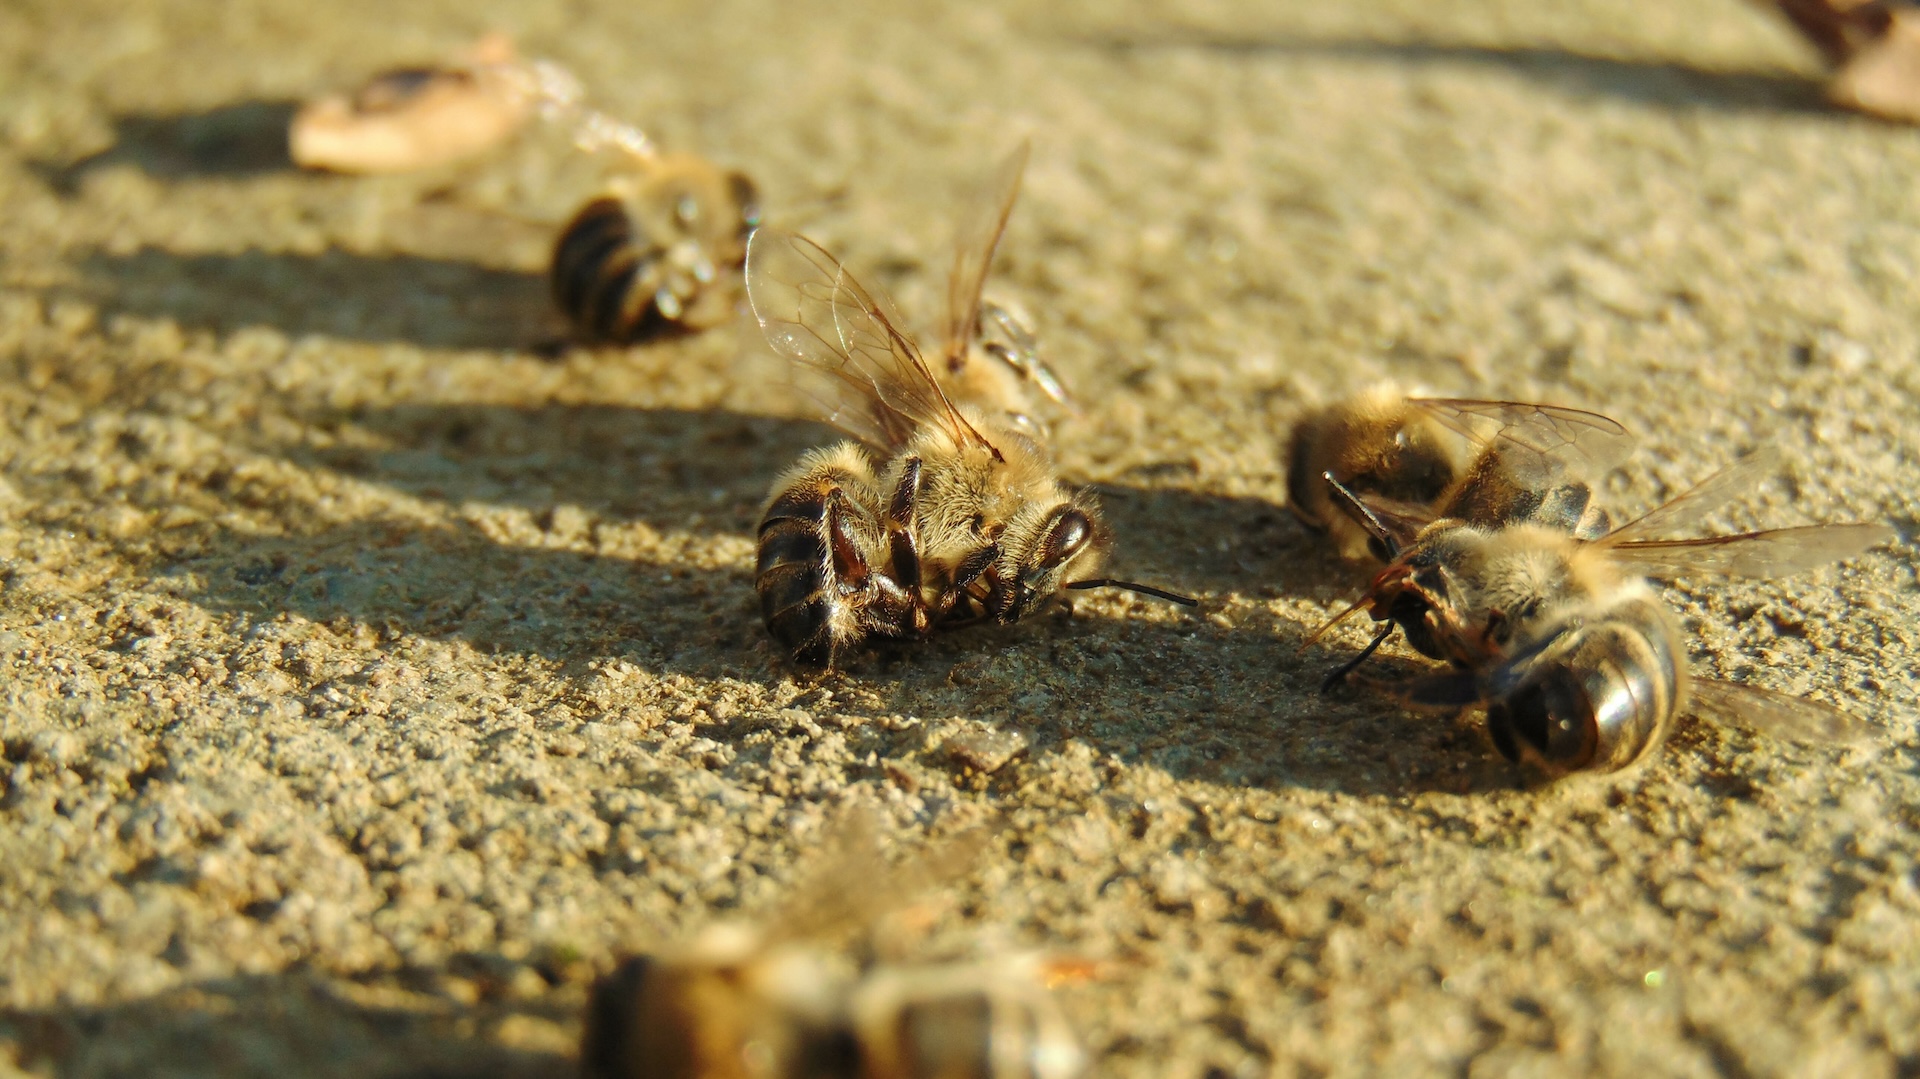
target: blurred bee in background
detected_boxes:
[580,814,1087,1079]
[1286,391,1632,562]
[747,142,1191,669]
[1310,443,1894,775]
[551,149,762,341]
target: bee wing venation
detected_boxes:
[1688,678,1878,745]
[1605,523,1894,579]
[1411,398,1634,488]
[1606,446,1783,543]
[746,226,989,452]
[1354,492,1441,546]
[942,140,1030,371]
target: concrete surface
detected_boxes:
[0,0,1916,1075]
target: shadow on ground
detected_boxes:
[1066,33,1830,114]
[35,100,302,193]
[66,248,561,351]
[0,969,573,1079]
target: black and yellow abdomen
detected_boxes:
[1486,593,1685,774]
[550,157,761,343]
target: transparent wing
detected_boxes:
[767,805,996,949]
[941,140,1030,373]
[1606,523,1894,579]
[979,299,1074,409]
[1411,398,1634,491]
[1607,446,1780,543]
[746,226,993,452]
[1688,678,1878,745]
[1352,492,1442,547]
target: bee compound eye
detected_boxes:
[1042,509,1093,569]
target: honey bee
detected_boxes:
[747,144,1191,669]
[1311,444,1895,774]
[551,151,763,341]
[1286,390,1633,561]
[580,818,1087,1079]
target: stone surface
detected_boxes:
[0,1,1915,1076]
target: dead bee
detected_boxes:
[842,955,1087,1079]
[747,143,1191,669]
[290,33,535,173]
[1312,445,1895,774]
[581,816,1086,1079]
[1286,391,1632,561]
[551,151,763,341]
[580,920,856,1079]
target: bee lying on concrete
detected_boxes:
[550,149,762,341]
[581,815,1087,1079]
[744,143,1191,669]
[1306,429,1893,776]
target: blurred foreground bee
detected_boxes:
[1286,390,1632,561]
[552,151,763,341]
[580,818,1087,1079]
[1311,445,1895,775]
[747,144,1191,668]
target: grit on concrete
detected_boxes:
[0,0,1917,1076]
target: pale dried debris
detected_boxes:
[289,32,539,174]
[1829,6,1920,122]
[1764,0,1920,123]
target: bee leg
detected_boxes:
[884,458,931,634]
[824,486,919,643]
[825,489,871,589]
[942,544,1004,625]
[1320,621,1396,693]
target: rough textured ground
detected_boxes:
[0,0,1917,1076]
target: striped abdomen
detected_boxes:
[849,970,1084,1079]
[758,481,848,670]
[550,197,681,342]
[1442,447,1612,538]
[550,167,761,343]
[1484,594,1685,774]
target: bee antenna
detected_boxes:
[1318,621,1396,693]
[1298,594,1369,651]
[1065,579,1198,607]
[1321,472,1400,559]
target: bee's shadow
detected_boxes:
[0,968,575,1079]
[61,247,560,352]
[31,100,303,193]
[132,402,839,685]
[826,480,1530,799]
[1059,33,1835,116]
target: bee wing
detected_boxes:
[766,805,996,949]
[1410,398,1634,489]
[1606,446,1785,543]
[746,226,996,453]
[1687,677,1878,745]
[1354,492,1442,547]
[1602,523,1895,579]
[941,140,1030,373]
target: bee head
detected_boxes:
[991,496,1110,623]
